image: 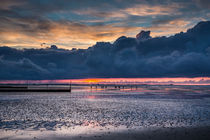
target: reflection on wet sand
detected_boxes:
[0,85,210,139]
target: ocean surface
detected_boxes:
[1,85,210,139]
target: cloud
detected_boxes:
[194,0,210,9]
[122,3,181,16]
[0,56,50,79]
[0,18,141,49]
[73,3,180,18]
[148,19,192,36]
[0,21,210,80]
[0,0,25,10]
[0,0,209,49]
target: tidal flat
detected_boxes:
[0,85,210,140]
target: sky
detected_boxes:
[0,0,210,49]
[0,0,210,80]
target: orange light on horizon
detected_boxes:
[83,79,102,83]
[1,77,210,85]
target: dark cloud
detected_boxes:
[194,0,210,9]
[0,21,210,80]
[0,0,210,49]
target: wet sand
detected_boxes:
[1,85,210,140]
[1,126,210,140]
[51,126,210,140]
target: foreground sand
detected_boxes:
[1,126,210,140]
[1,86,210,140]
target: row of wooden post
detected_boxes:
[90,85,138,90]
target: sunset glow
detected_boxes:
[0,0,209,49]
[1,77,210,85]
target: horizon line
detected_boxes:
[1,77,210,85]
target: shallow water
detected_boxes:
[1,85,210,138]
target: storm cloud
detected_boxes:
[0,21,210,80]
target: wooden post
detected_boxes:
[69,81,71,93]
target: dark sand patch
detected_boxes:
[1,126,210,140]
[50,126,210,140]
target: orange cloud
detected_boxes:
[0,18,198,49]
[145,20,192,37]
[0,20,141,49]
[74,3,181,19]
[123,4,181,16]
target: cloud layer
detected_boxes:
[0,21,210,80]
[0,0,210,49]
